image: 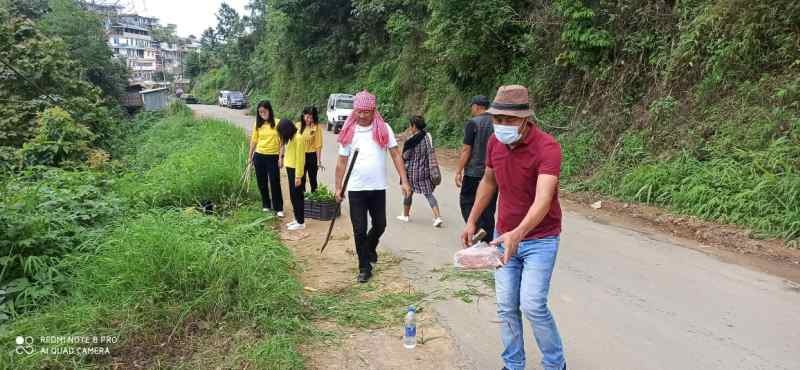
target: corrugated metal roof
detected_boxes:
[140,87,169,94]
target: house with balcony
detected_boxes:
[87,6,198,87]
[107,15,160,82]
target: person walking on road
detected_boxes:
[248,100,285,218]
[279,118,307,230]
[299,106,324,193]
[455,95,496,242]
[335,90,412,283]
[460,85,567,370]
[395,115,443,227]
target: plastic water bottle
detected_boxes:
[403,306,417,349]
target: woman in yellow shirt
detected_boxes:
[278,118,306,230]
[248,100,284,217]
[299,106,324,192]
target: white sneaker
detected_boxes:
[286,220,299,227]
[288,223,305,231]
[262,208,270,212]
[433,217,443,228]
[396,215,409,222]
[276,211,285,218]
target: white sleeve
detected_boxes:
[338,143,351,156]
[386,122,398,148]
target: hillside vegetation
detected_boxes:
[190,1,799,243]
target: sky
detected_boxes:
[121,0,249,38]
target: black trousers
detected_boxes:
[304,152,319,193]
[348,190,386,273]
[460,175,497,242]
[286,167,305,224]
[253,152,283,211]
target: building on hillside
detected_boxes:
[154,41,182,78]
[86,5,199,88]
[109,14,159,81]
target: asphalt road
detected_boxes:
[191,104,800,370]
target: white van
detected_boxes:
[217,90,231,107]
[326,93,354,133]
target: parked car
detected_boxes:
[227,91,247,109]
[218,90,231,107]
[181,94,198,104]
[326,93,354,133]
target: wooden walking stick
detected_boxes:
[320,149,359,254]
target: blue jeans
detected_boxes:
[495,235,565,370]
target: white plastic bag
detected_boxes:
[454,242,502,270]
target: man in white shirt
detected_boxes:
[335,91,411,283]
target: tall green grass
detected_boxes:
[1,208,307,369]
[556,98,800,242]
[115,112,251,209]
[1,107,309,368]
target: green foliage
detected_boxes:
[2,0,50,20]
[304,184,335,202]
[150,23,179,45]
[671,0,800,91]
[193,67,234,104]
[426,0,523,89]
[103,110,165,161]
[558,130,601,181]
[0,167,122,320]
[614,146,800,240]
[0,7,118,154]
[38,0,129,100]
[115,115,249,208]
[196,0,800,241]
[167,100,192,116]
[2,208,307,369]
[554,0,613,70]
[1,110,310,367]
[19,107,94,167]
[0,145,20,174]
[183,50,211,79]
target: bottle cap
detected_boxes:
[408,305,415,312]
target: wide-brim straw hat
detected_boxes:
[487,85,532,118]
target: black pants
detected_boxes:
[286,167,305,224]
[460,175,497,242]
[348,190,386,273]
[304,152,319,193]
[253,153,283,211]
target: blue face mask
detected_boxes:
[493,124,521,144]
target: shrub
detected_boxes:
[19,107,94,167]
[0,167,122,320]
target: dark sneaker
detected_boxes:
[357,271,372,283]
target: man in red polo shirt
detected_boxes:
[460,85,566,370]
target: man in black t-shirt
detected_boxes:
[455,95,497,242]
